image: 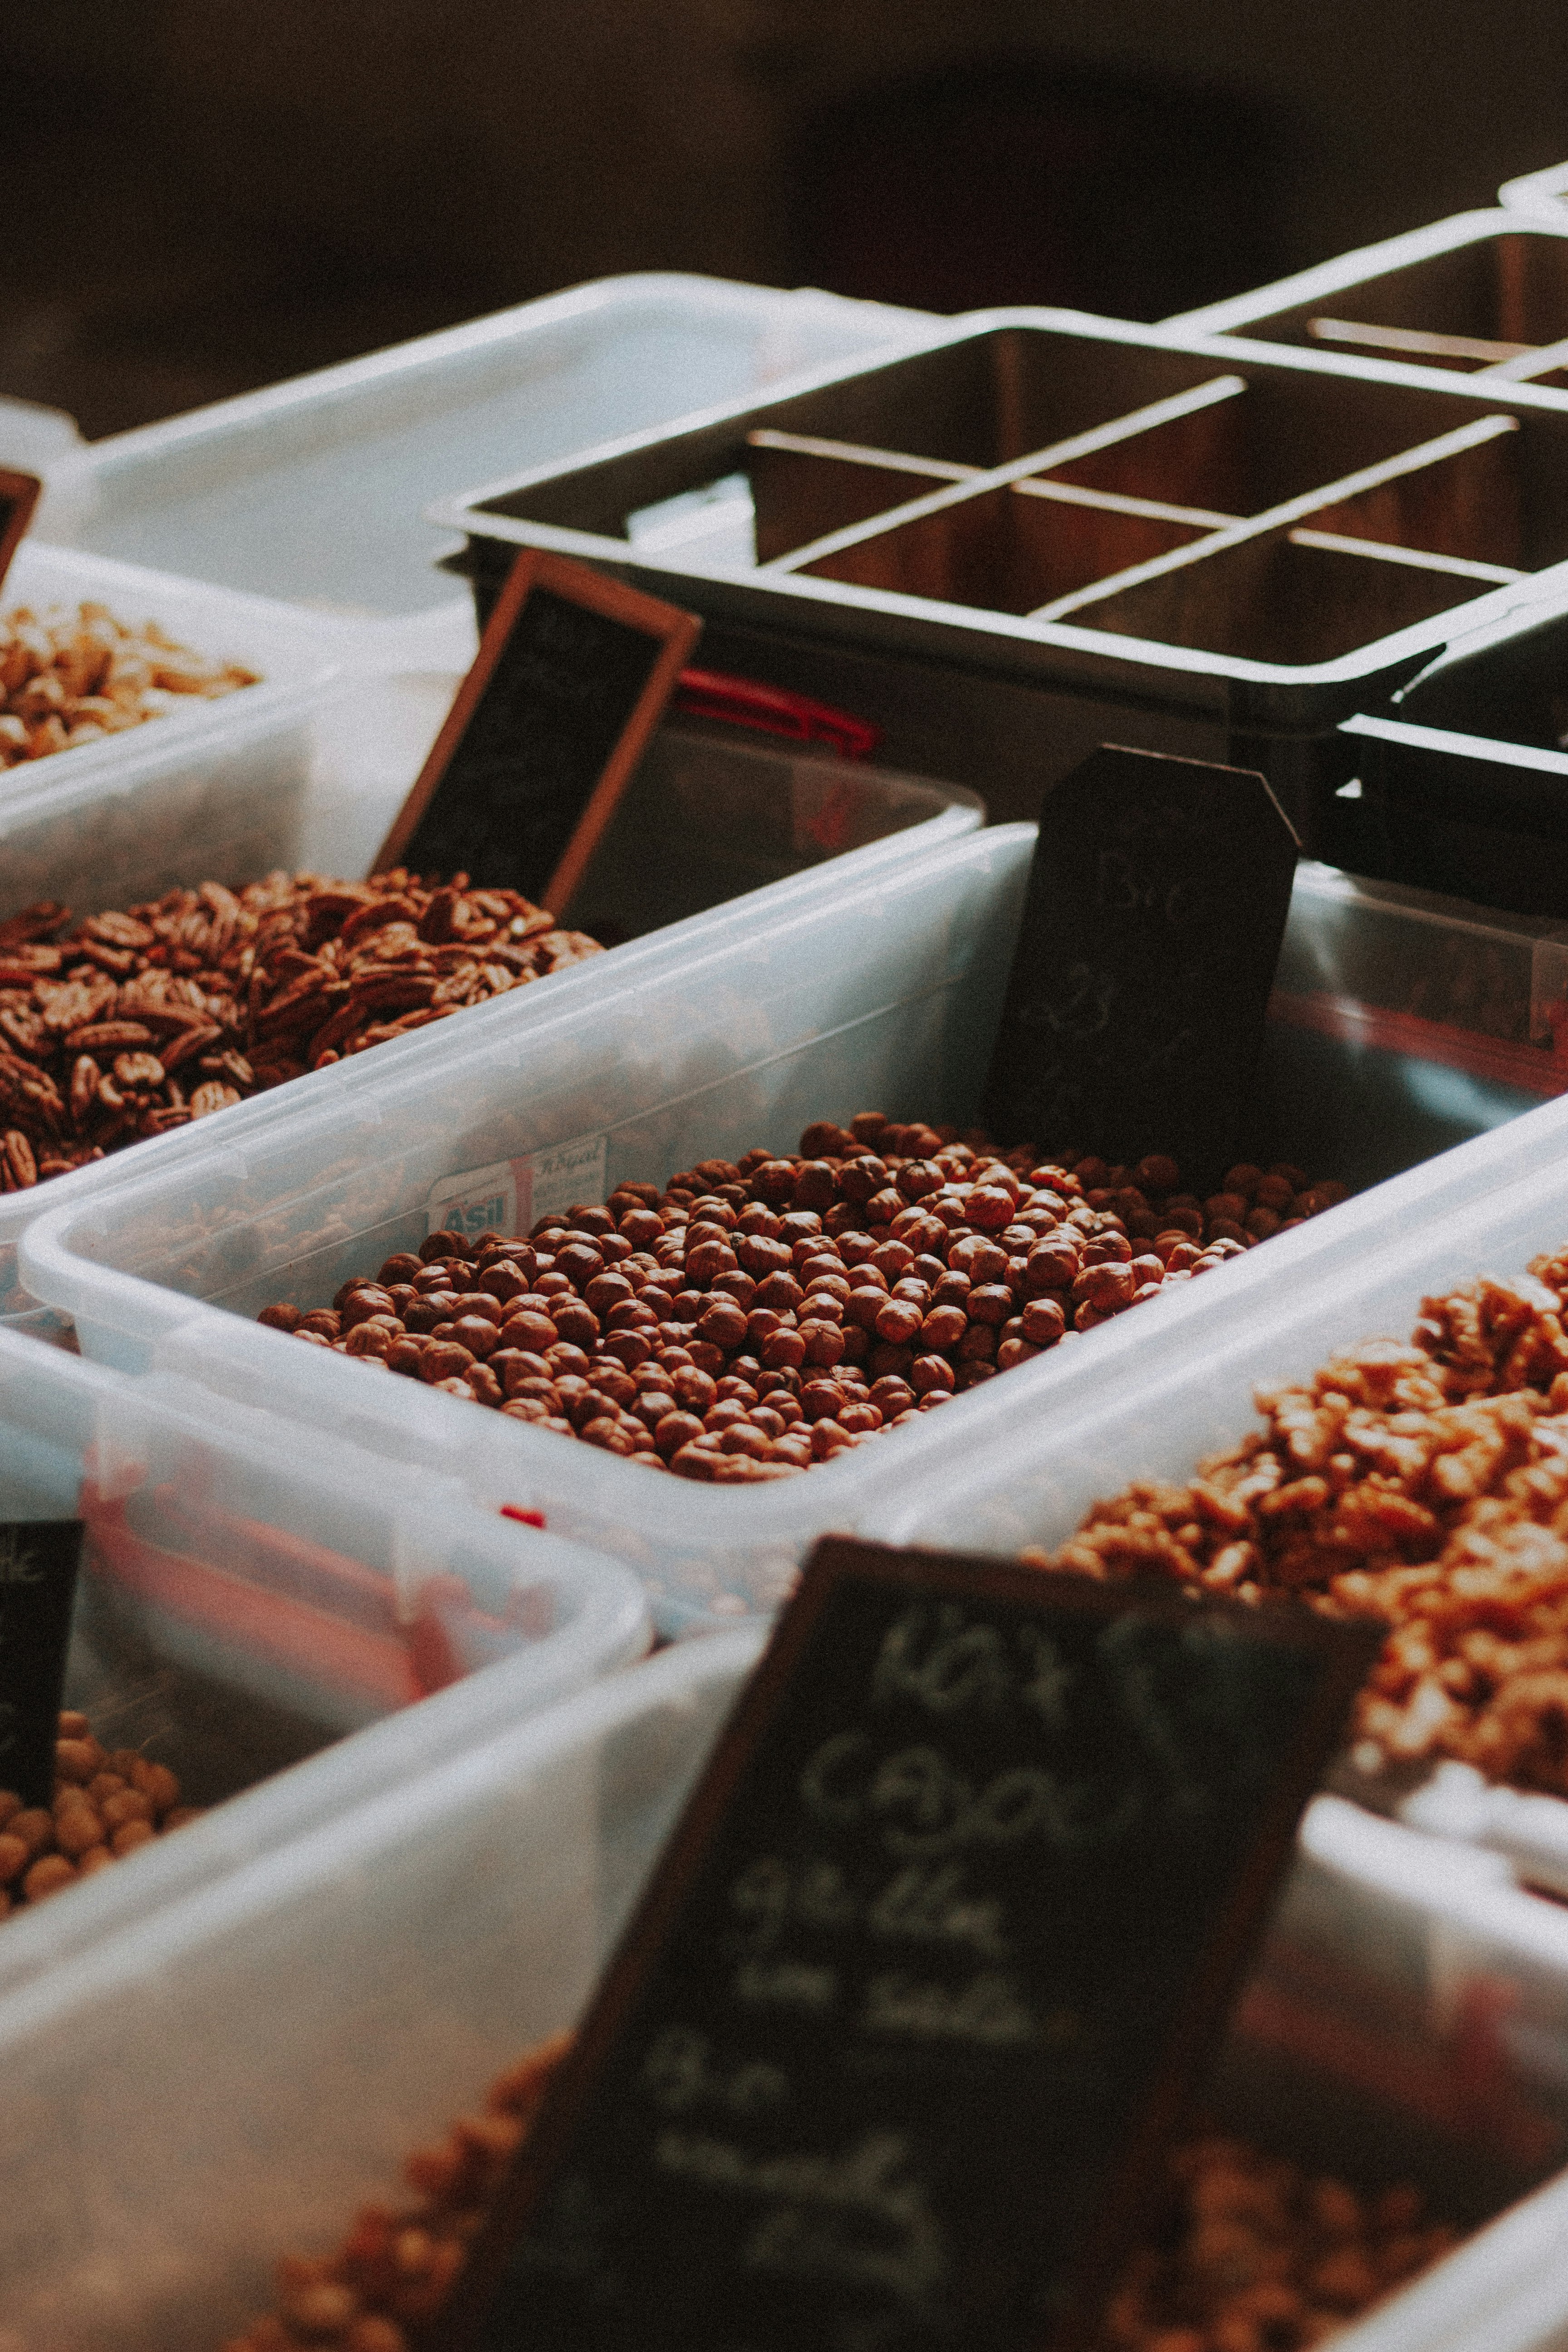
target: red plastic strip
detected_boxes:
[673,667,881,761]
[82,1488,422,1711]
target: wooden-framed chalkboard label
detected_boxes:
[437,1538,1382,2352]
[981,743,1299,1186]
[375,548,701,913]
[0,470,41,600]
[0,1519,82,1810]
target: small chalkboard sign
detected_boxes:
[376,549,701,912]
[0,1520,83,1810]
[437,1539,1381,2352]
[0,470,41,600]
[981,744,1298,1185]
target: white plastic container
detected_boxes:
[22,829,1568,1635]
[0,1626,1564,2352]
[0,1323,649,2006]
[57,274,936,622]
[17,825,1034,1626]
[0,722,980,1339]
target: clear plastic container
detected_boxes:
[0,1322,649,2006]
[0,538,355,922]
[0,720,979,1337]
[21,824,1568,1635]
[0,1626,1564,2352]
[1267,861,1568,1187]
[55,274,936,622]
[18,823,1036,1625]
[865,1098,1568,1890]
[429,301,1568,863]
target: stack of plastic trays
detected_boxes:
[49,274,937,641]
[0,1321,647,2007]
[0,719,980,1338]
[1165,208,1568,397]
[3,1627,1568,2350]
[21,822,1568,1635]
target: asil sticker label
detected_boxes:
[426,1132,608,1241]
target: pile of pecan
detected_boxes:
[225,2029,1454,2352]
[0,873,603,1192]
[260,1120,1348,1482]
[0,600,257,767]
[1039,1249,1568,1794]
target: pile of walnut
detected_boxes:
[224,2036,1455,2352]
[1035,1246,1568,1796]
[0,599,256,766]
[1107,2136,1457,2352]
[0,874,602,1193]
[259,1123,1348,1482]
[0,1710,200,1913]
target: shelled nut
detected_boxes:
[0,601,257,767]
[261,1121,1347,1482]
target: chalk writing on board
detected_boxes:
[376,549,700,913]
[0,1521,83,1810]
[441,1540,1381,2352]
[981,744,1298,1184]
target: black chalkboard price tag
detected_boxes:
[0,470,41,599]
[981,744,1298,1185]
[376,548,702,912]
[0,1519,83,1810]
[436,1538,1382,2352]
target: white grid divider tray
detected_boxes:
[863,1107,1568,1897]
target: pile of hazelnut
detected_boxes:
[0,1710,199,1914]
[260,1116,1347,1483]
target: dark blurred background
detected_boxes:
[3,0,1566,438]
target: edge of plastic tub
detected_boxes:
[0,741,983,1307]
[82,275,940,484]
[859,1129,1568,1896]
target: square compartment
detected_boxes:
[1064,529,1488,667]
[794,479,1215,614]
